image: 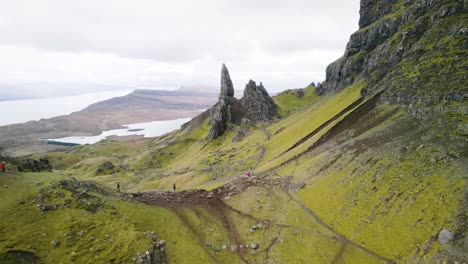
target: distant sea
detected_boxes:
[0,90,132,126]
[47,118,192,145]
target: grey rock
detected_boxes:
[17,157,52,172]
[37,204,57,212]
[438,229,454,244]
[250,243,259,249]
[77,231,84,236]
[96,161,115,175]
[208,64,238,139]
[240,80,277,122]
[220,64,234,98]
[207,64,278,139]
[314,0,467,143]
[50,240,60,247]
[295,89,305,98]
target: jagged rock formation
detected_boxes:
[208,64,239,139]
[220,64,234,98]
[135,232,167,264]
[207,65,278,139]
[316,0,467,142]
[208,100,231,139]
[240,80,277,122]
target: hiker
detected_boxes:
[245,167,253,177]
[116,182,120,193]
[0,162,5,174]
[173,183,176,192]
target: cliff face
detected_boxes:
[208,64,240,139]
[240,80,278,122]
[317,0,467,144]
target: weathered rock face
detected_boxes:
[220,63,234,98]
[240,80,278,122]
[17,157,52,172]
[207,65,278,139]
[208,100,230,139]
[135,232,167,264]
[208,64,238,139]
[316,0,468,142]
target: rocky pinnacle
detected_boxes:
[220,63,234,98]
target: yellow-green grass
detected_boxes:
[257,80,365,170]
[225,185,385,263]
[111,201,222,263]
[274,86,320,117]
[297,145,464,262]
[0,172,151,263]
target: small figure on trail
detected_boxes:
[173,183,176,192]
[0,162,5,174]
[116,182,120,193]
[245,167,253,178]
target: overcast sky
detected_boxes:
[0,0,360,99]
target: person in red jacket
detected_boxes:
[0,162,5,173]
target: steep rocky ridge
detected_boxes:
[317,0,467,147]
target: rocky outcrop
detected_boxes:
[207,65,278,139]
[316,0,468,142]
[240,80,277,122]
[135,232,167,264]
[208,100,231,139]
[220,64,234,98]
[17,157,52,172]
[208,64,239,139]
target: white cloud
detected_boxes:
[0,0,360,98]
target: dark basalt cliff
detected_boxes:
[317,0,467,145]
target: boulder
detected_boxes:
[50,241,60,247]
[438,229,454,244]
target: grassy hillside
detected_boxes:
[1,0,467,262]
[3,77,463,263]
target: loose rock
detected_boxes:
[438,229,454,244]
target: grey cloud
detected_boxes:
[0,0,361,98]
